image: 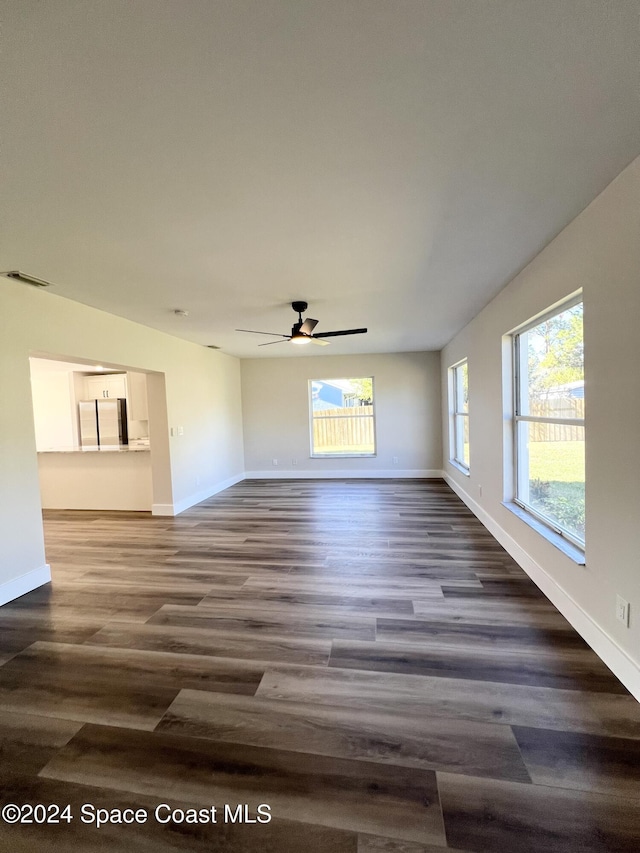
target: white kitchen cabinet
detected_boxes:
[85,373,128,400]
[126,371,149,421]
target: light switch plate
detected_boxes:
[616,595,630,627]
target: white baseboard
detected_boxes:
[444,474,640,703]
[0,564,51,607]
[153,473,245,517]
[151,504,175,516]
[244,469,444,480]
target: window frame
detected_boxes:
[511,294,585,549]
[449,358,469,473]
[308,377,377,458]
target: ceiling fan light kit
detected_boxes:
[236,301,367,348]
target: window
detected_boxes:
[513,296,584,547]
[449,359,469,471]
[309,378,375,457]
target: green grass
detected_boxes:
[527,441,585,540]
[528,441,584,482]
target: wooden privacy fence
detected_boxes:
[313,406,374,450]
[529,398,585,441]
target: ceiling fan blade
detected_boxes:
[236,329,290,337]
[299,318,318,334]
[258,338,291,346]
[313,328,368,338]
[308,337,330,346]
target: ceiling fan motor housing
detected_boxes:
[291,301,308,314]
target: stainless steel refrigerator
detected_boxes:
[79,399,128,447]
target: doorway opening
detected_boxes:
[28,354,172,519]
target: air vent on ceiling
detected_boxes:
[3,270,52,288]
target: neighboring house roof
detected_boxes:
[312,399,340,411]
[544,380,585,399]
[313,379,357,393]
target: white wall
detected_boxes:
[441,155,640,700]
[29,369,75,451]
[0,281,245,600]
[38,451,153,511]
[242,351,442,477]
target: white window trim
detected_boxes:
[308,377,377,458]
[511,294,584,550]
[449,359,469,473]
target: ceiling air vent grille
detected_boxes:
[3,270,52,288]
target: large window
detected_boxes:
[449,359,469,471]
[309,378,375,457]
[513,296,584,547]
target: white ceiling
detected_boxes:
[3,1,640,358]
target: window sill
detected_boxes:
[310,453,376,459]
[502,501,585,565]
[449,460,470,477]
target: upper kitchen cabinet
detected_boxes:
[85,373,127,400]
[126,371,149,421]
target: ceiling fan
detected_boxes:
[236,301,368,347]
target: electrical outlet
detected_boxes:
[272,458,278,466]
[292,458,297,466]
[392,456,399,465]
[178,425,184,436]
[616,595,630,627]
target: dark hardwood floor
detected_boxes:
[1,479,639,852]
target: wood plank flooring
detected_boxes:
[1,478,639,852]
